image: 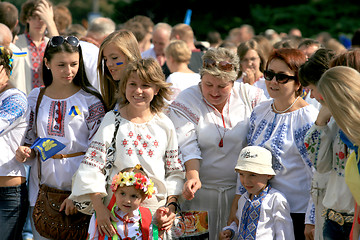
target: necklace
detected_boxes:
[272,96,300,114]
[204,101,231,148]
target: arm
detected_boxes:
[90,193,117,237]
[34,0,59,37]
[273,193,296,240]
[183,159,201,200]
[304,106,335,173]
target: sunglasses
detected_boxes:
[264,70,297,84]
[203,59,234,72]
[49,36,80,48]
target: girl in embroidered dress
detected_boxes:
[98,30,142,110]
[231,48,318,240]
[15,35,106,240]
[88,165,165,240]
[0,46,30,239]
[167,47,266,239]
[220,146,294,240]
[70,58,184,238]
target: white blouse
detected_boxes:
[168,82,266,188]
[224,187,294,240]
[69,111,185,206]
[304,118,354,213]
[241,99,318,223]
[236,76,270,99]
[0,88,29,177]
[166,72,201,103]
[25,87,105,206]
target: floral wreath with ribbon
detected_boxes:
[111,164,156,199]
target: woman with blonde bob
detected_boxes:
[98,30,142,110]
[70,58,184,238]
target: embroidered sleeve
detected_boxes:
[0,93,27,135]
[164,121,185,196]
[273,193,295,239]
[86,101,106,141]
[304,124,333,173]
[294,123,314,170]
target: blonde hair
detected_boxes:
[118,58,172,113]
[200,47,239,82]
[317,66,360,145]
[98,30,141,110]
[165,40,191,64]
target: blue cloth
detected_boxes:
[30,137,66,161]
[0,182,29,240]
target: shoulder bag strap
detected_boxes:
[35,87,46,183]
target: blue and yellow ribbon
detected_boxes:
[69,105,81,116]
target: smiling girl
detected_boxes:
[98,30,142,110]
[16,36,105,239]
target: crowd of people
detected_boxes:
[1,0,360,239]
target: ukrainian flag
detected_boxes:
[30,137,66,161]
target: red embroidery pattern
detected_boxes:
[26,33,46,89]
[165,149,183,171]
[120,132,159,158]
[170,101,199,124]
[47,101,66,137]
[87,102,105,124]
[82,141,106,169]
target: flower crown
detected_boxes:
[111,166,155,199]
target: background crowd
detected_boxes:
[1,0,360,240]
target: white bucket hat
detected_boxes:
[235,146,276,175]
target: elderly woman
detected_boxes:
[167,47,266,239]
[239,48,318,239]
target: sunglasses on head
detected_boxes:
[49,36,80,48]
[264,70,297,84]
[203,59,235,72]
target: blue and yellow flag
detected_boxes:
[30,137,66,161]
[69,105,81,116]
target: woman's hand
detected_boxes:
[304,224,315,240]
[183,178,201,200]
[15,146,35,163]
[183,159,201,200]
[59,198,77,215]
[155,206,176,232]
[315,106,332,126]
[91,193,118,237]
[242,69,256,85]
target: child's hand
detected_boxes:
[219,229,232,240]
[15,146,34,163]
[155,206,175,232]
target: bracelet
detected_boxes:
[166,202,179,214]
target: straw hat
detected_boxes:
[235,146,276,175]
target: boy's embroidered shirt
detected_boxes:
[239,185,271,239]
[223,186,295,240]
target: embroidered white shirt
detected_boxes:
[25,87,105,206]
[166,72,201,103]
[0,88,29,177]
[304,118,354,213]
[224,187,294,240]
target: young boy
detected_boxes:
[220,146,295,240]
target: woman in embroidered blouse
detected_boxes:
[0,46,30,240]
[16,0,59,95]
[234,48,318,240]
[316,66,360,240]
[15,36,106,239]
[167,47,266,239]
[236,39,270,98]
[98,30,142,110]
[300,49,355,240]
[70,58,184,238]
